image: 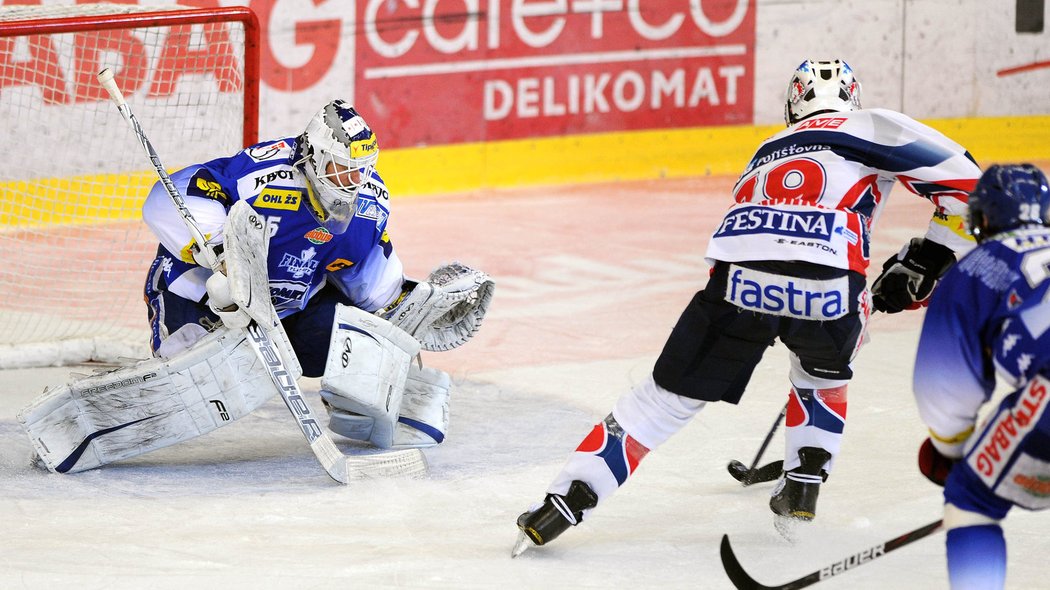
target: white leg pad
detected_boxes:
[156,323,210,358]
[17,325,294,473]
[320,304,420,449]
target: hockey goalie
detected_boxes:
[18,100,494,474]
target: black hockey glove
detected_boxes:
[918,438,956,487]
[871,238,955,313]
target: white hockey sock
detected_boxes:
[613,374,706,449]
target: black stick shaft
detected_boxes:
[743,402,787,483]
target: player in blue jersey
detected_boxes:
[20,101,493,474]
[913,164,1050,589]
[513,60,981,554]
[142,100,400,374]
[135,100,493,452]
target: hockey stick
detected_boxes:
[727,402,787,486]
[96,68,427,483]
[720,519,944,590]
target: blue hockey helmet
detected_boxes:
[294,100,378,234]
[784,59,861,126]
[968,164,1050,242]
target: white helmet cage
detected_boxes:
[784,60,861,126]
[295,100,379,234]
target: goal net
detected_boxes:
[0,4,258,368]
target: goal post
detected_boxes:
[0,4,260,368]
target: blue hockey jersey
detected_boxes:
[913,227,1050,454]
[142,137,404,317]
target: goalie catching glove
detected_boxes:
[871,237,955,314]
[381,262,494,351]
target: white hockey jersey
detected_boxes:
[706,108,980,274]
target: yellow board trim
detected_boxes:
[0,171,157,228]
[4,115,1050,228]
[378,114,1050,197]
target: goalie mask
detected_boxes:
[294,100,379,234]
[785,59,861,126]
[968,164,1050,242]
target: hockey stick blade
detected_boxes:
[727,459,783,486]
[720,519,944,590]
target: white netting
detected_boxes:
[0,4,252,368]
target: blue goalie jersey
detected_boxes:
[141,137,404,318]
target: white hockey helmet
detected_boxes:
[295,100,379,234]
[784,59,861,126]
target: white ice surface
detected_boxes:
[1,181,1045,589]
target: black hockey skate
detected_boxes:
[512,480,597,557]
[770,447,830,541]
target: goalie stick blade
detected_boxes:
[344,448,429,480]
[310,432,429,482]
[727,460,784,486]
[720,519,945,590]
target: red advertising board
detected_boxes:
[356,1,755,148]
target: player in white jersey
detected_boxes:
[514,60,981,553]
[913,164,1050,589]
[18,101,493,475]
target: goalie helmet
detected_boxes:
[968,164,1050,242]
[294,100,379,234]
[784,59,861,126]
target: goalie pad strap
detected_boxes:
[17,324,300,473]
[320,304,420,449]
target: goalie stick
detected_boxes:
[719,519,944,590]
[97,68,427,483]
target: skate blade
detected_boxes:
[511,531,533,558]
